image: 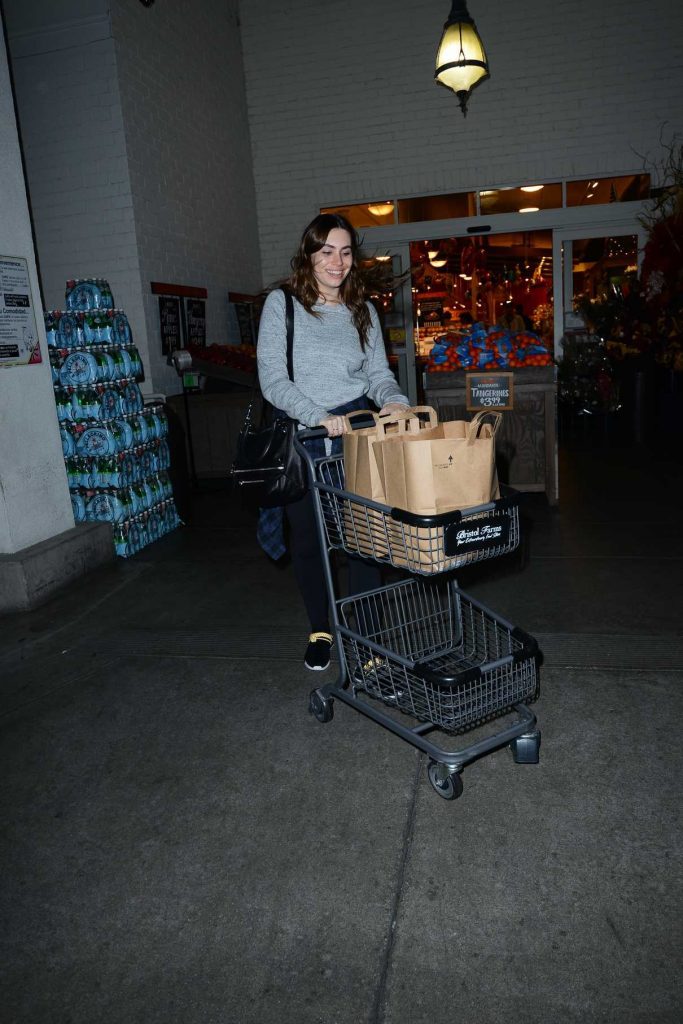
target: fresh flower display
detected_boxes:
[577,136,683,372]
[427,323,553,372]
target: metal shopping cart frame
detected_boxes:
[295,428,540,802]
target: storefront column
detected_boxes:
[0,26,112,612]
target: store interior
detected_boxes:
[367,230,640,358]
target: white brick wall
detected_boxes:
[239,0,683,283]
[6,0,261,397]
[6,8,146,378]
[110,0,261,396]
[0,26,74,553]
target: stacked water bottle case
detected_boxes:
[47,278,180,558]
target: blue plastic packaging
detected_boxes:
[60,351,100,387]
[77,425,118,457]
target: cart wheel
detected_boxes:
[308,690,334,724]
[427,761,463,801]
[510,730,541,764]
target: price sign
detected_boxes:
[419,298,443,327]
[158,296,183,356]
[466,372,514,411]
[185,298,206,346]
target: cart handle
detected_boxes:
[297,427,329,442]
[297,412,379,443]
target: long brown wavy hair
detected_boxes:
[288,213,372,349]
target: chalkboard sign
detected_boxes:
[158,296,183,355]
[418,298,443,327]
[234,301,257,345]
[466,372,514,411]
[185,298,206,346]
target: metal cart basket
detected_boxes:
[297,430,541,803]
[316,452,520,575]
[338,577,538,734]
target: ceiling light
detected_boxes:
[375,254,391,262]
[479,190,496,196]
[519,207,539,213]
[367,201,394,217]
[430,258,448,268]
[435,1,490,116]
[520,185,544,193]
[591,181,599,188]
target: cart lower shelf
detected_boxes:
[337,576,539,734]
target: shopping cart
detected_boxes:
[295,428,541,802]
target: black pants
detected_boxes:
[284,394,380,633]
[285,487,381,632]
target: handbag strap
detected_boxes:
[244,288,294,427]
[283,287,294,381]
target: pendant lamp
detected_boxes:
[435,0,490,116]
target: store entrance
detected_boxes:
[409,230,554,361]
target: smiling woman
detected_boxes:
[310,228,353,303]
[256,213,410,670]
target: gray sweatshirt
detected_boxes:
[256,289,409,427]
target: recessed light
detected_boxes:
[521,185,544,193]
[519,207,539,213]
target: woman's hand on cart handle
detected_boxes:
[297,426,328,441]
[378,402,411,418]
[319,414,348,437]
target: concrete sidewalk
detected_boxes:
[1,445,682,1024]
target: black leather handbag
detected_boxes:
[230,289,308,508]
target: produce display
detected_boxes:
[188,341,256,374]
[427,323,553,372]
[47,278,181,558]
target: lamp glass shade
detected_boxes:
[367,202,394,217]
[435,22,489,95]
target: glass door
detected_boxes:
[362,243,418,403]
[552,224,646,356]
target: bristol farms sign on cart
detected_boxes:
[0,256,42,368]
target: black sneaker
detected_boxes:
[304,632,333,671]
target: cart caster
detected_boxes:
[510,730,541,764]
[309,690,334,724]
[427,760,463,801]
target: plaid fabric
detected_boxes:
[256,396,372,561]
[257,506,287,561]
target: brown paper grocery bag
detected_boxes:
[374,411,502,516]
[342,406,437,502]
[341,407,438,559]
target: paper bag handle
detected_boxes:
[344,409,380,431]
[344,405,438,438]
[377,405,438,437]
[467,410,502,444]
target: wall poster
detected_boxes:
[158,295,184,356]
[185,298,206,347]
[0,256,42,367]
